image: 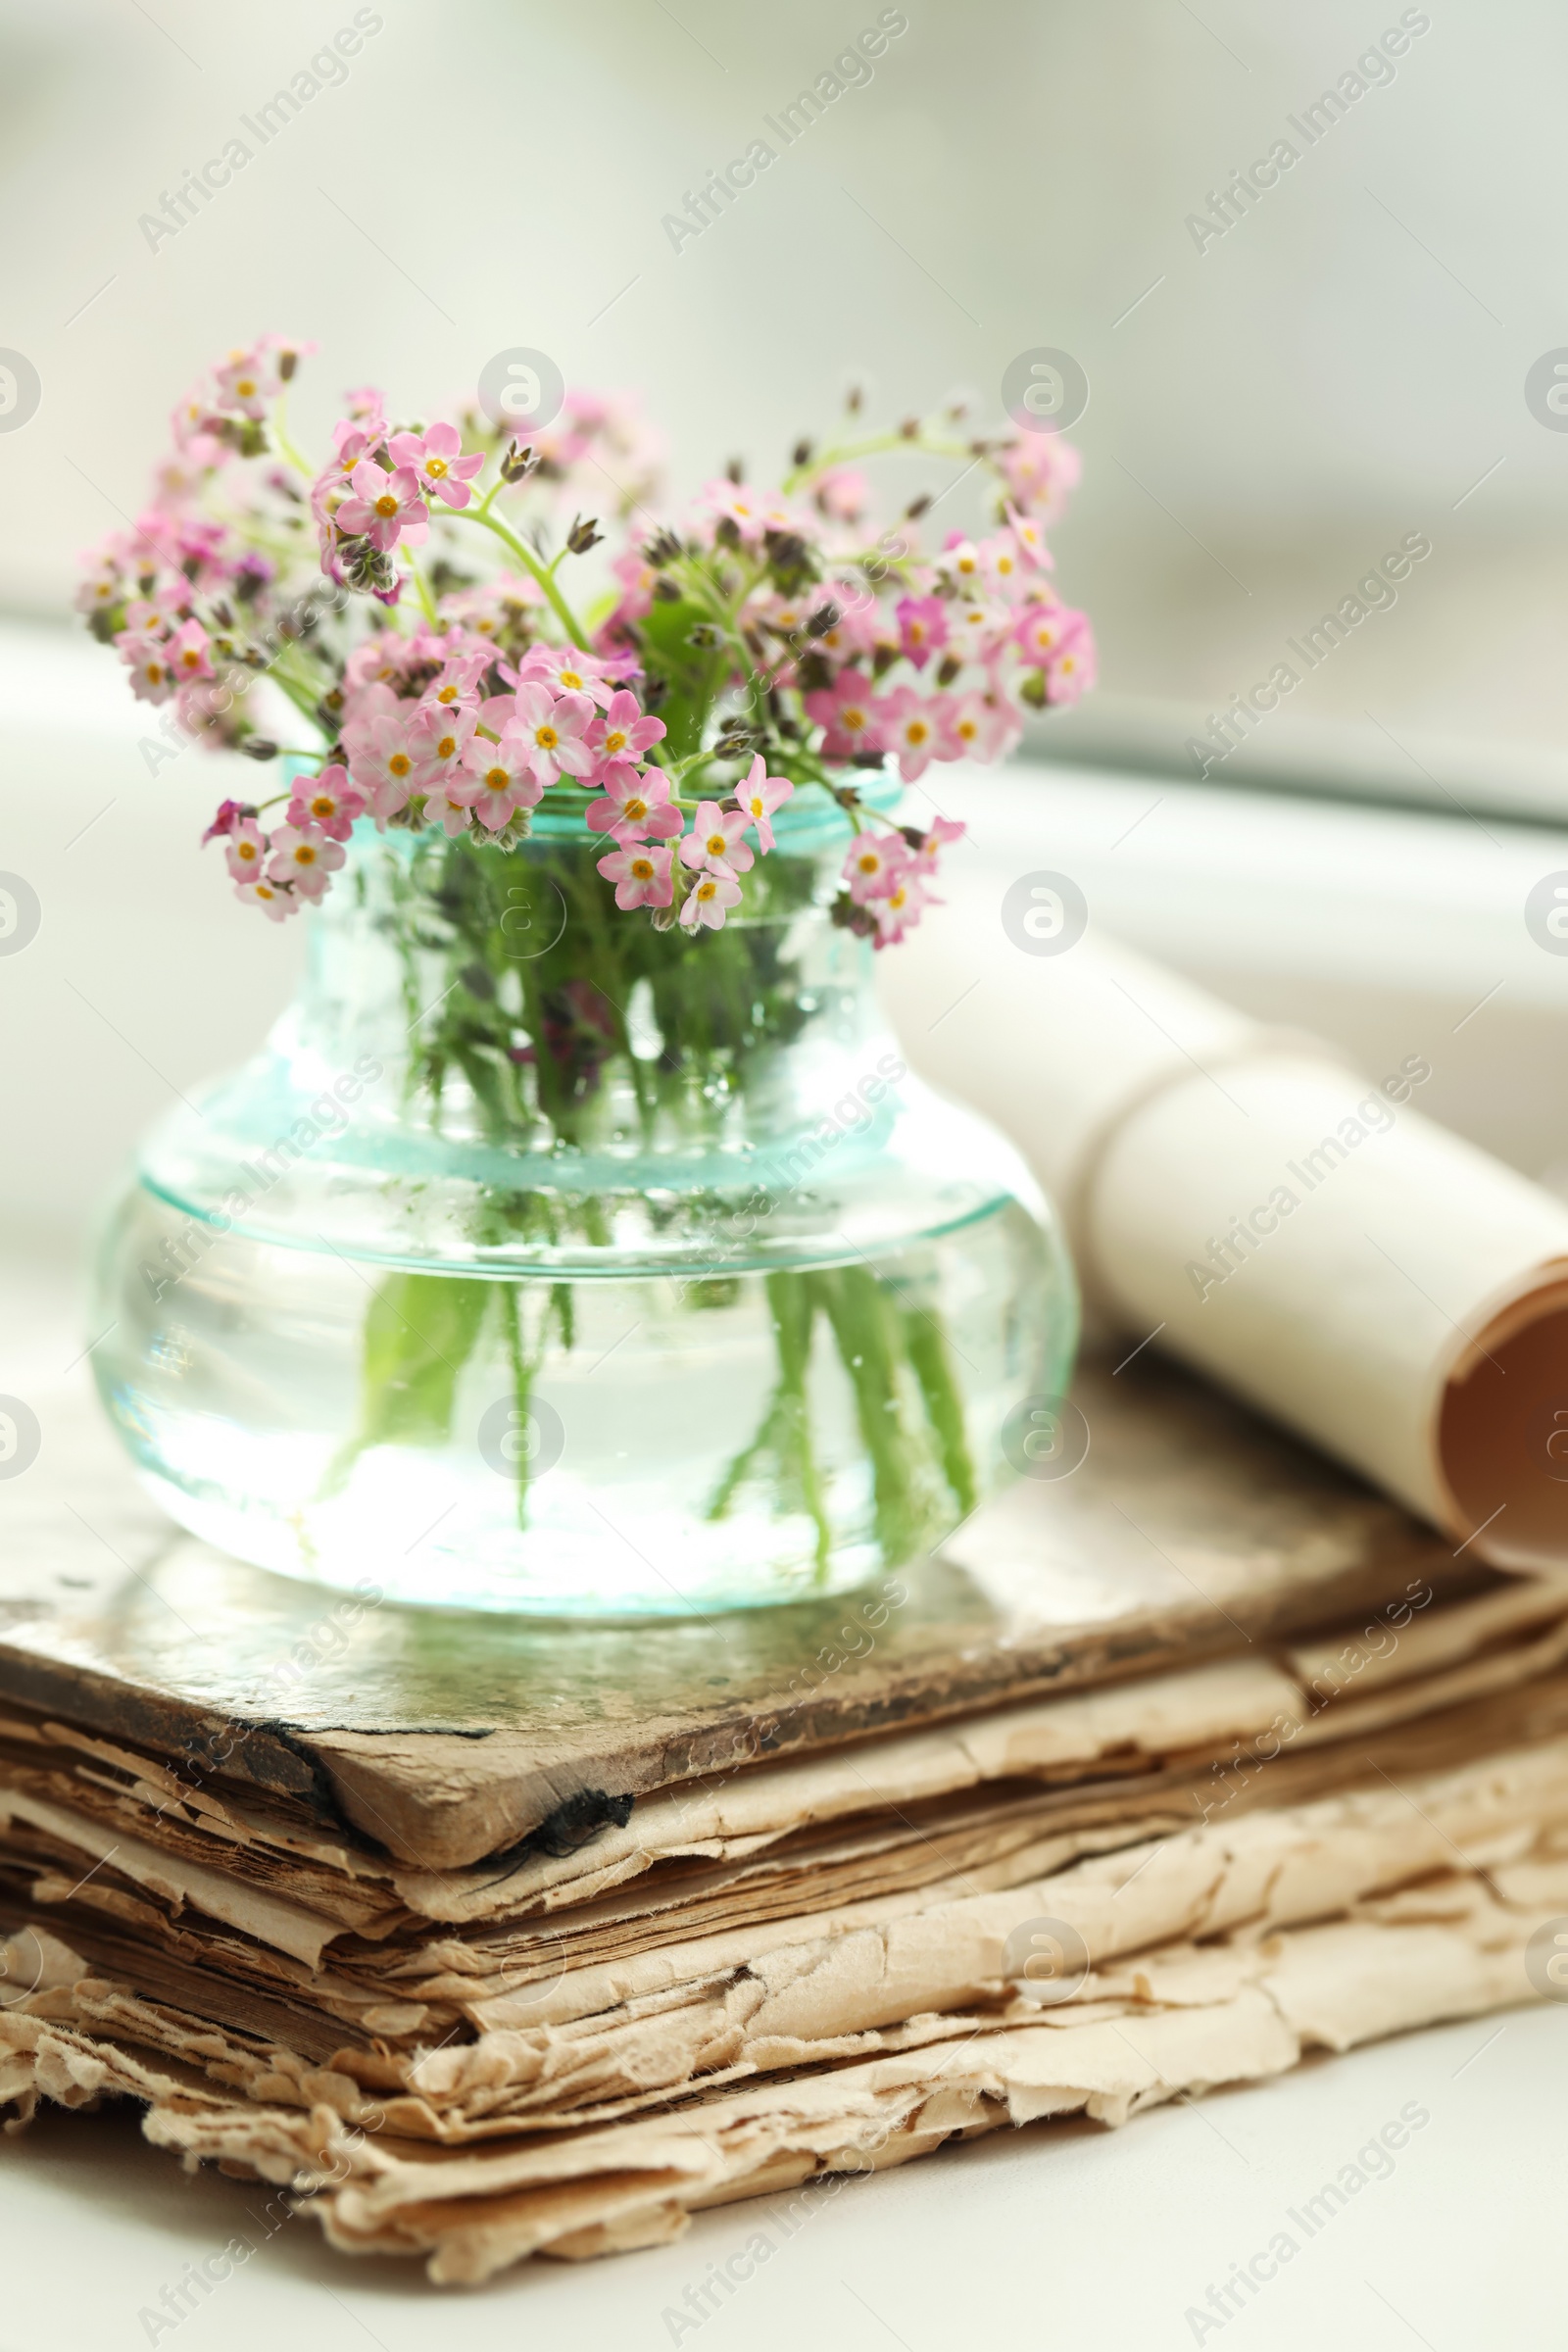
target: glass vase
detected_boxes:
[90,782,1077,1615]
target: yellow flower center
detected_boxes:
[388,753,412,777]
[237,840,257,861]
[426,456,448,478]
[436,735,457,760]
[625,798,649,821]
[295,844,318,864]
[697,879,717,901]
[843,706,866,732]
[631,858,653,880]
[956,717,977,741]
[857,853,879,874]
[706,833,726,856]
[604,730,627,755]
[748,796,763,815]
[147,662,166,684]
[374,494,399,517]
[906,720,929,745]
[235,376,257,399]
[310,795,334,817]
[560,669,583,690]
[436,684,459,703]
[535,725,559,750]
[485,767,509,790]
[180,648,202,669]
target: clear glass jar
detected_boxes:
[90,783,1077,1614]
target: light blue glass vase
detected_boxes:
[90,781,1077,1615]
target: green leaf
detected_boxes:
[322,1273,493,1494]
[359,1272,492,1446]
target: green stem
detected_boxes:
[404,546,439,625]
[900,1308,977,1516]
[811,1266,925,1566]
[449,507,590,645]
[270,390,316,480]
[782,426,979,497]
[502,1283,531,1531]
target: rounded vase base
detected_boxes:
[137,1466,895,1618]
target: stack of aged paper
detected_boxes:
[5,1546,1568,2283]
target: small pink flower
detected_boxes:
[285,765,366,842]
[843,831,906,905]
[267,822,346,900]
[1047,627,1096,704]
[808,587,880,664]
[998,435,1081,522]
[202,799,253,845]
[895,596,948,672]
[344,704,421,819]
[587,689,665,777]
[941,537,986,590]
[880,687,944,782]
[235,875,299,921]
[511,682,596,785]
[387,421,484,511]
[871,868,936,949]
[509,644,622,711]
[949,599,1010,663]
[420,649,492,712]
[678,801,755,881]
[224,819,270,882]
[598,841,674,909]
[804,669,886,761]
[422,784,479,838]
[736,756,793,853]
[213,346,280,421]
[119,631,176,703]
[166,617,214,683]
[679,870,742,931]
[815,466,868,523]
[450,735,546,832]
[409,703,477,791]
[1004,504,1052,569]
[1014,603,1082,670]
[586,764,683,843]
[76,557,122,616]
[909,813,966,877]
[977,530,1031,595]
[697,478,768,543]
[336,462,429,553]
[940,692,1014,762]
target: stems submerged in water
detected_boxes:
[330,824,983,1582]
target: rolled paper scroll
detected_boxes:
[880,869,1568,1571]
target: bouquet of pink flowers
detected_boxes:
[79,334,1094,952]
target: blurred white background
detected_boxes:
[4,0,1568,1252]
